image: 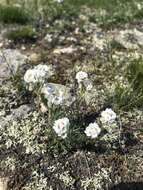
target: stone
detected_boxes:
[0,49,27,83]
[0,178,8,190]
[41,83,75,107]
[0,104,33,128]
[6,104,32,121]
[115,29,143,50]
[29,53,41,63]
[53,46,77,54]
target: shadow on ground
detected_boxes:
[111,182,143,190]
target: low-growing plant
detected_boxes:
[88,0,143,29]
[39,0,79,23]
[109,39,126,51]
[6,26,37,42]
[109,58,143,110]
[0,5,31,24]
[127,58,143,93]
[21,65,121,153]
[134,7,143,20]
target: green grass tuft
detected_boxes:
[109,58,143,110]
[127,58,143,93]
[0,5,31,24]
[6,26,37,42]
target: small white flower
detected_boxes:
[100,108,117,124]
[24,64,54,85]
[76,71,93,91]
[53,117,70,139]
[35,64,54,78]
[45,34,53,43]
[24,69,37,83]
[84,122,101,139]
[76,71,88,84]
[136,3,142,10]
[55,0,64,3]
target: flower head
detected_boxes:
[84,122,101,139]
[76,71,88,84]
[24,64,54,85]
[24,69,37,84]
[100,108,117,124]
[44,34,53,43]
[76,71,93,91]
[53,117,70,139]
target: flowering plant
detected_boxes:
[23,65,120,151]
[84,122,101,139]
[100,108,117,124]
[24,64,54,90]
[53,117,70,139]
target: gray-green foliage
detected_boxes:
[0,112,47,155]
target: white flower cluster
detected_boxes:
[24,64,76,107]
[44,34,53,43]
[24,64,54,85]
[84,108,117,139]
[53,117,70,139]
[76,71,93,91]
[53,118,101,140]
[76,71,88,83]
[84,122,101,139]
[100,108,118,138]
[100,108,117,124]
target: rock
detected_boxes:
[6,104,32,121]
[21,45,26,50]
[0,178,8,190]
[41,83,75,107]
[29,53,41,63]
[0,49,27,83]
[115,29,143,50]
[0,43,3,48]
[0,104,33,128]
[40,102,48,113]
[133,29,143,46]
[53,46,77,54]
